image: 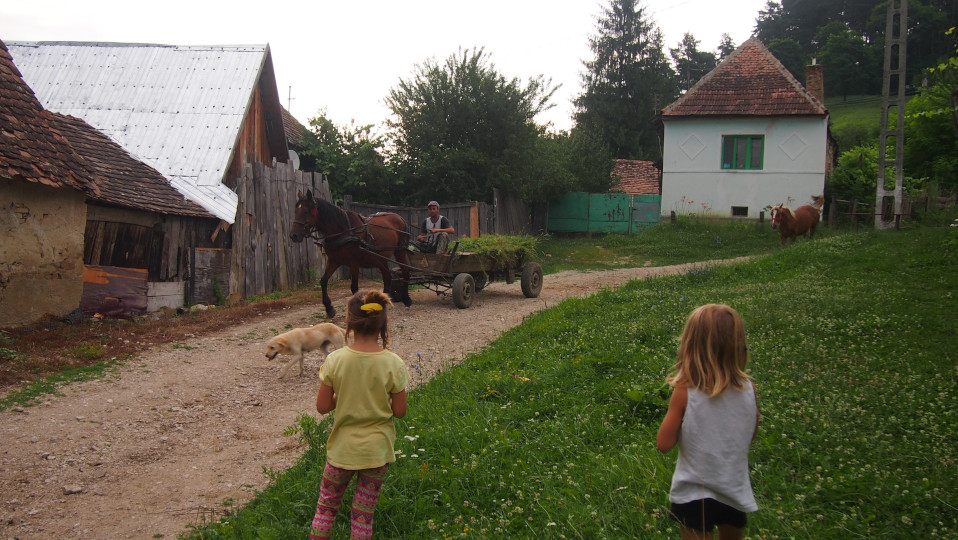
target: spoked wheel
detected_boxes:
[452,273,475,309]
[520,262,543,298]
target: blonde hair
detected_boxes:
[667,304,750,396]
[345,290,393,346]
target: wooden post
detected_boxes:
[670,210,676,224]
[759,210,764,226]
[828,195,838,228]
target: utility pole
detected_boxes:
[875,0,908,229]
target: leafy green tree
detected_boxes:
[903,27,958,192]
[574,0,678,160]
[298,111,397,204]
[829,144,880,201]
[384,48,556,205]
[670,33,718,92]
[817,29,873,100]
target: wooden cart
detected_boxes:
[390,244,543,309]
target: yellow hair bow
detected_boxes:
[361,302,383,312]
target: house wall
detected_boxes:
[661,116,828,218]
[0,180,86,327]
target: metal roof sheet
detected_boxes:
[7,41,273,223]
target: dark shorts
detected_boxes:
[670,498,747,532]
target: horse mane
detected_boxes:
[311,195,351,231]
[773,205,794,219]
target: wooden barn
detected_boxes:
[0,39,98,327]
[51,113,225,316]
[9,41,324,310]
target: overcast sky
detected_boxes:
[3,0,767,133]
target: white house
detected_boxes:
[660,37,829,218]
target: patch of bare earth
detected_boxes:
[0,259,746,539]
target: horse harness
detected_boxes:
[296,208,408,253]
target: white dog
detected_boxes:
[264,323,346,378]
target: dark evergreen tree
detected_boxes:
[767,38,808,83]
[574,0,678,160]
[717,33,737,60]
[670,33,718,92]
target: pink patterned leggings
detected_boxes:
[310,462,389,540]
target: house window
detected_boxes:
[731,206,749,217]
[722,135,764,170]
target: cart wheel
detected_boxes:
[520,262,543,298]
[472,272,488,292]
[452,273,475,309]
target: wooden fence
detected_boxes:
[825,194,930,230]
[230,161,330,301]
[344,189,531,238]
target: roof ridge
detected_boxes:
[661,37,827,117]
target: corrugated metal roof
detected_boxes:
[7,41,274,223]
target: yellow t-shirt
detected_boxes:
[319,346,409,470]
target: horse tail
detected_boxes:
[811,194,825,213]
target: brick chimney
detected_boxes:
[805,59,824,104]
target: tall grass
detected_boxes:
[186,220,958,539]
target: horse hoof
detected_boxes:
[403,297,412,307]
[326,307,337,318]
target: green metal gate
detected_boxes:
[547,193,661,234]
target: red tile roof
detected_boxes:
[52,113,214,218]
[0,39,96,194]
[613,159,660,195]
[662,37,826,118]
[281,106,310,150]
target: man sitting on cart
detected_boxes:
[415,200,455,253]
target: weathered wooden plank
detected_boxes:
[81,265,148,318]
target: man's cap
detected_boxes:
[427,201,440,208]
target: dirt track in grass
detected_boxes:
[0,258,747,539]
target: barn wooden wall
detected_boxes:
[231,161,329,301]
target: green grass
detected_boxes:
[0,357,125,411]
[825,94,917,151]
[538,217,788,273]
[184,217,958,539]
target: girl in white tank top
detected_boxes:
[656,304,759,539]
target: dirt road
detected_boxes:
[0,259,745,539]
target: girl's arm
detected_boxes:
[316,383,337,414]
[390,390,407,419]
[656,385,688,453]
[752,382,760,442]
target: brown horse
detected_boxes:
[289,190,412,318]
[770,195,825,247]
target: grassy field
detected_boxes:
[185,215,958,539]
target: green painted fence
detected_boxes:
[547,193,661,234]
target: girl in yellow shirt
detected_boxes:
[310,290,409,540]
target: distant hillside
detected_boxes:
[825,94,914,153]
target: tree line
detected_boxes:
[295,0,957,208]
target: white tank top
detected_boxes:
[669,381,759,512]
